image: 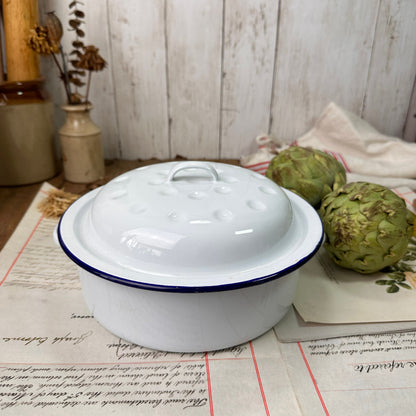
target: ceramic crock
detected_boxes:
[59,104,105,183]
[0,79,58,185]
[56,161,323,352]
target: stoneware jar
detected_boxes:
[0,79,58,185]
[59,104,105,183]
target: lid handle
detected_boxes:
[167,162,219,182]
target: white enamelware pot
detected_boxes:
[57,161,323,352]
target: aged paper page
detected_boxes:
[0,183,301,415]
[279,332,416,415]
[274,305,416,342]
[294,247,416,324]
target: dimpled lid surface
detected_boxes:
[83,161,293,276]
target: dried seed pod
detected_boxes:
[69,19,81,29]
[45,11,63,44]
[70,77,85,87]
[72,10,85,18]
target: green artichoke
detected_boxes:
[266,146,346,208]
[319,182,414,274]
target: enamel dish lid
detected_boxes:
[57,161,323,291]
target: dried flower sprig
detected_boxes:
[27,25,59,55]
[26,4,106,105]
[67,1,87,92]
[76,45,107,104]
[77,46,107,71]
[45,11,73,103]
[27,23,72,103]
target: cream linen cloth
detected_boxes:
[240,135,280,175]
[295,102,416,189]
[241,102,416,189]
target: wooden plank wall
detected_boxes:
[38,0,416,160]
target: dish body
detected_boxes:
[57,161,323,352]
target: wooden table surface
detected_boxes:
[0,158,239,251]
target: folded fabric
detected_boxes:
[346,173,416,191]
[295,102,416,188]
[240,135,280,175]
[241,102,416,190]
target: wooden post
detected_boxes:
[2,0,40,81]
[0,1,58,185]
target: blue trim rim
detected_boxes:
[57,214,324,293]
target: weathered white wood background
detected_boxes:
[39,0,416,160]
